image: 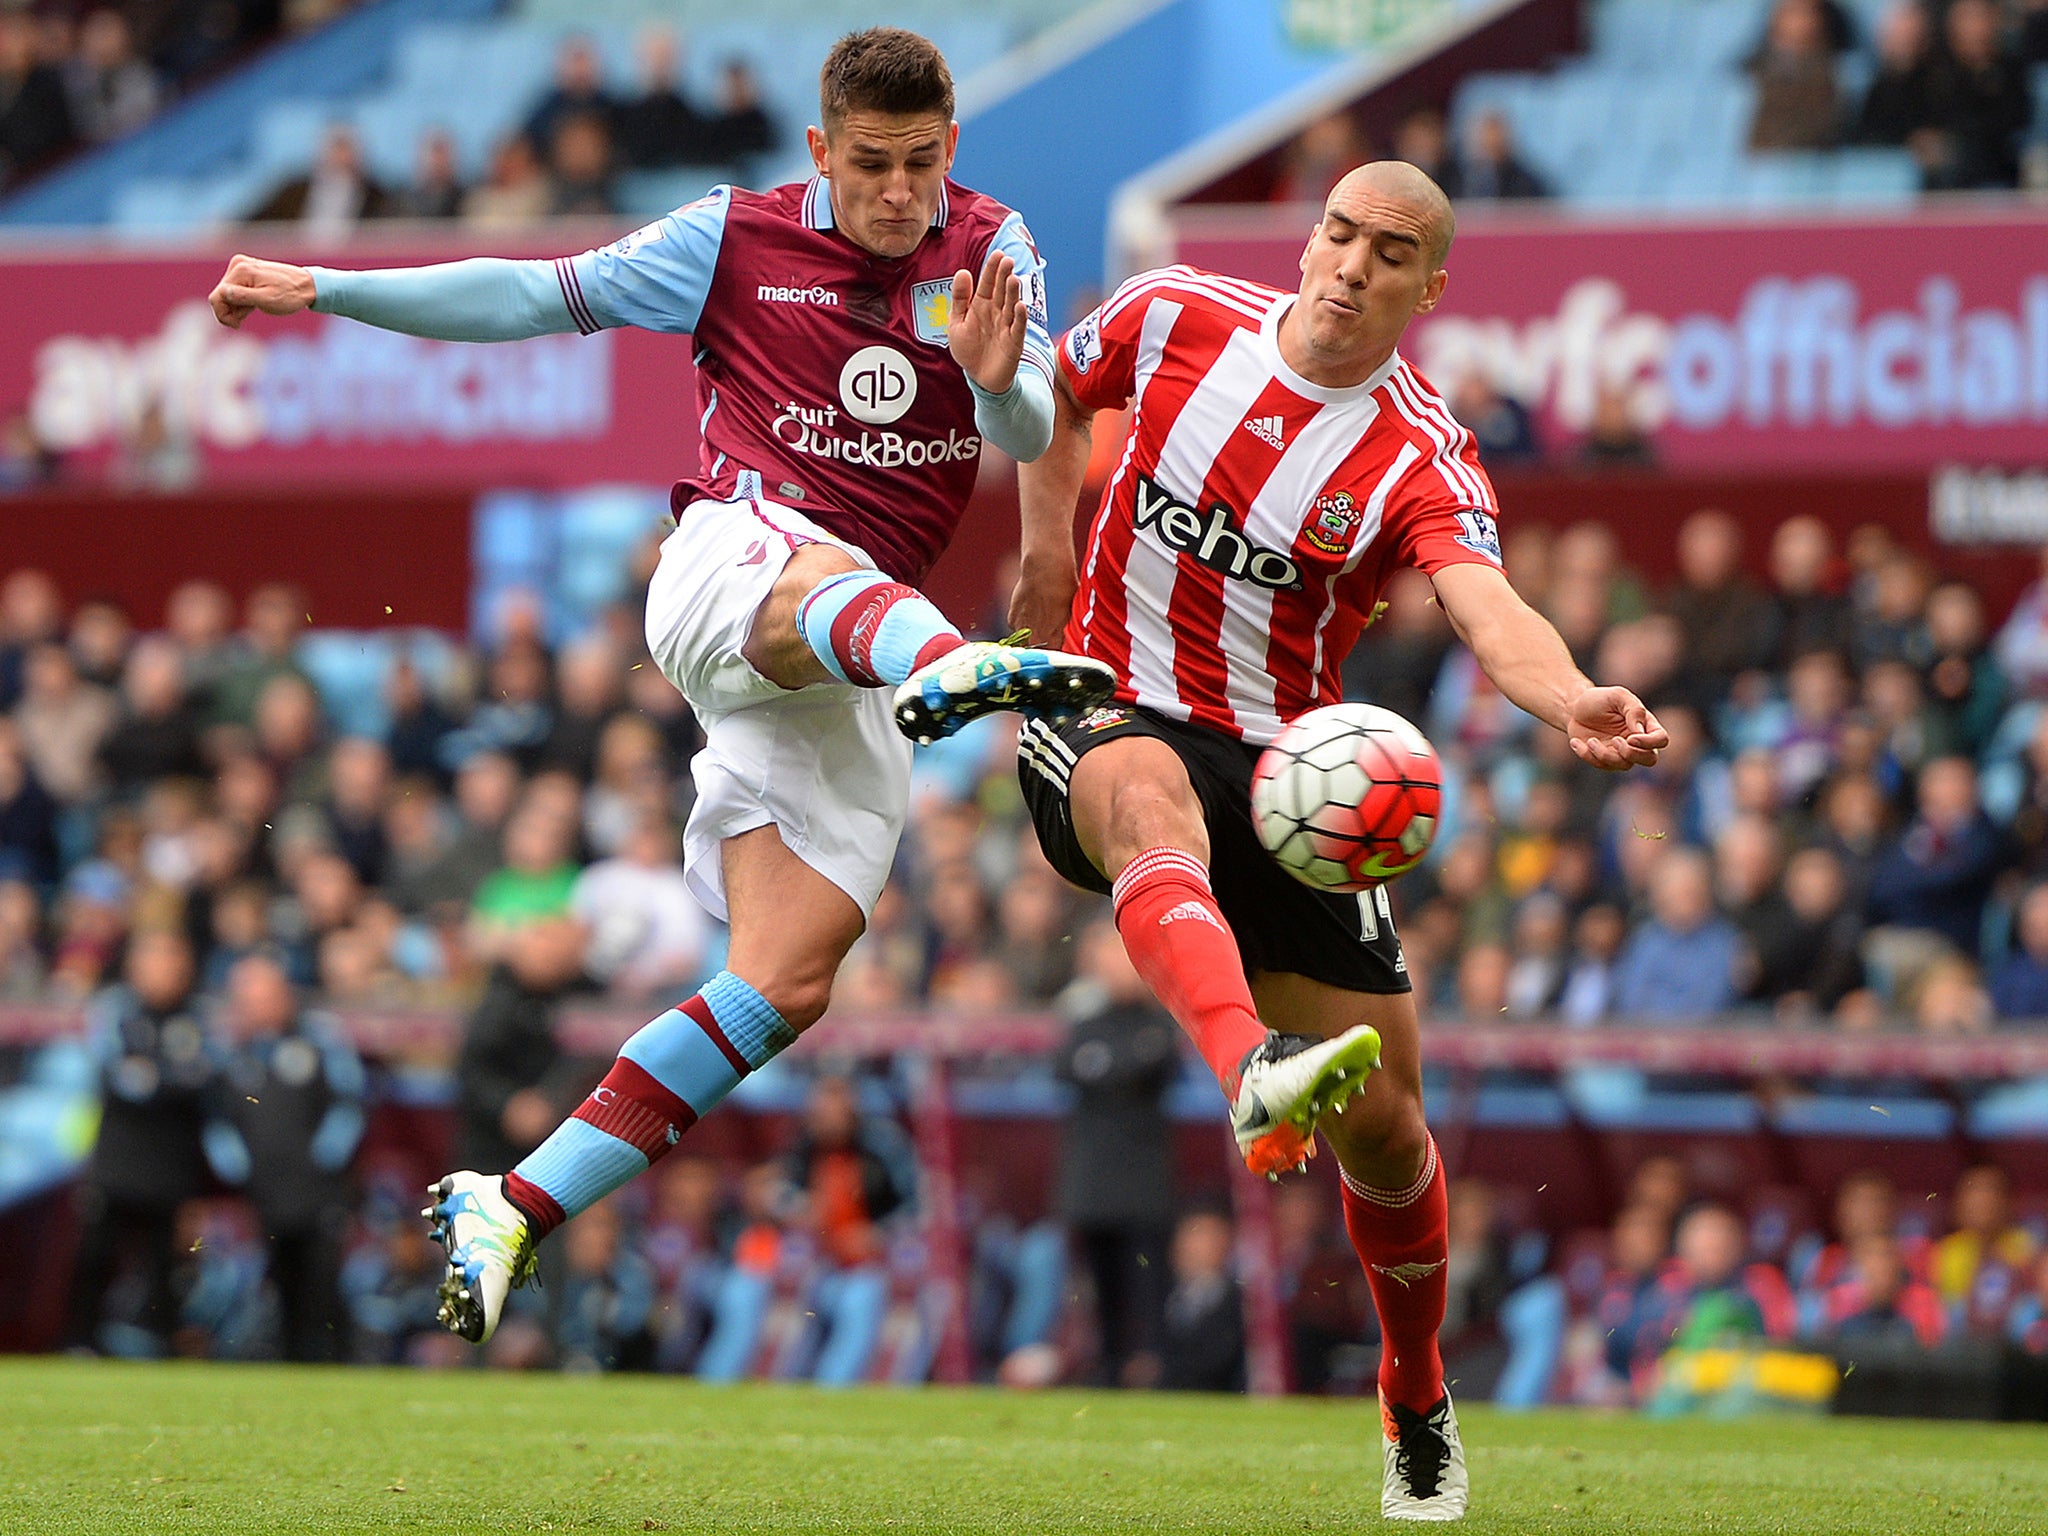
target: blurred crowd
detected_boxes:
[1749,0,2042,188]
[250,31,779,237]
[0,0,350,193]
[1346,513,2048,1032]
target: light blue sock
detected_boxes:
[508,972,797,1231]
[795,569,961,687]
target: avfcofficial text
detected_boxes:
[757,284,840,306]
[771,402,980,468]
[1133,474,1303,591]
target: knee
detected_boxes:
[1327,1088,1430,1185]
[751,970,833,1033]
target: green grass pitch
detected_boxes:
[4,1358,2047,1533]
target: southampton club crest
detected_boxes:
[1305,489,1363,555]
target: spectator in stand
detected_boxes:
[1853,551,1932,671]
[0,877,45,996]
[69,596,132,693]
[1448,373,1541,465]
[343,1211,462,1367]
[570,815,707,1003]
[1054,920,1178,1387]
[206,950,365,1362]
[1665,510,1774,698]
[1613,848,1742,1020]
[462,134,554,228]
[382,655,455,784]
[0,718,61,888]
[1453,110,1549,199]
[63,10,159,145]
[15,640,117,805]
[642,1154,730,1373]
[1392,106,1456,189]
[556,1197,659,1372]
[454,906,589,1179]
[253,125,394,237]
[1578,384,1657,467]
[1595,1203,1672,1393]
[994,863,1078,1003]
[0,409,60,491]
[1762,517,1851,668]
[547,111,617,218]
[524,36,616,159]
[98,643,202,798]
[702,59,776,167]
[391,128,465,220]
[1748,0,1844,149]
[1270,111,1368,205]
[1919,582,2007,759]
[778,1076,917,1385]
[1773,846,1866,1015]
[0,10,76,191]
[65,929,215,1354]
[1866,756,2005,960]
[444,639,552,771]
[1921,0,2032,189]
[1932,1165,2037,1325]
[1160,1208,1246,1393]
[1821,1235,1947,1349]
[163,579,234,717]
[1716,815,1797,1002]
[614,26,711,169]
[1633,1204,1794,1375]
[541,634,626,781]
[1996,547,2048,700]
[2012,1251,2048,1356]
[1855,1,1939,148]
[0,568,62,710]
[1343,569,1458,726]
[212,583,310,732]
[1990,882,2048,1019]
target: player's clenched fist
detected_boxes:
[208,254,319,329]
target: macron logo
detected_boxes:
[758,283,840,307]
[1160,901,1225,931]
[1244,414,1286,449]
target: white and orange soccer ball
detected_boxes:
[1250,703,1443,893]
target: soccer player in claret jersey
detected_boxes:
[208,29,1119,1347]
[1016,162,1669,1520]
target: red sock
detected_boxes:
[1341,1135,1449,1413]
[1110,846,1267,1095]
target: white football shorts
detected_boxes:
[642,495,910,922]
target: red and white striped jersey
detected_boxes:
[1057,264,1504,746]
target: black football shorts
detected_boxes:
[1017,704,1411,995]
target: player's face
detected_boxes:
[1293,189,1448,375]
[808,111,959,260]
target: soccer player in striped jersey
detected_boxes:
[1016,161,1668,1520]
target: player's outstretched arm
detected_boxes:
[209,253,579,342]
[1008,372,1094,644]
[1432,561,1667,771]
[951,245,1055,463]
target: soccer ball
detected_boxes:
[1250,703,1442,893]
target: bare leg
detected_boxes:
[1248,973,1427,1188]
[741,543,862,691]
[720,822,866,1031]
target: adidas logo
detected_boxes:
[1160,901,1225,931]
[1244,414,1286,449]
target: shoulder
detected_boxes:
[1377,358,1499,508]
[942,180,1017,241]
[1101,264,1280,328]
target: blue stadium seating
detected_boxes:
[1449,0,1938,210]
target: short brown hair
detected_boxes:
[819,27,953,131]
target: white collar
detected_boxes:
[1260,293,1402,404]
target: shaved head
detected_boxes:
[1330,160,1455,266]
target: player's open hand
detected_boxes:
[1565,686,1668,771]
[209,254,319,329]
[947,246,1029,396]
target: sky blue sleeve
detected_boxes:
[309,259,577,342]
[989,210,1056,395]
[560,184,733,336]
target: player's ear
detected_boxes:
[806,123,830,176]
[1414,266,1449,314]
[943,120,960,171]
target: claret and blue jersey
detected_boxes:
[553,176,1056,584]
